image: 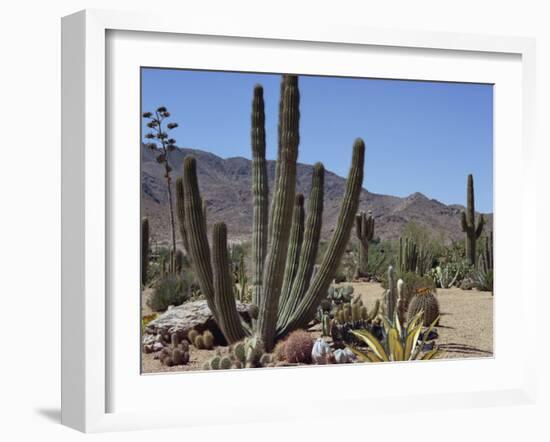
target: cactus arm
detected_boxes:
[175,177,191,259]
[251,85,269,308]
[181,156,217,318]
[277,163,325,329]
[277,139,365,337]
[475,214,485,238]
[278,194,305,315]
[212,223,247,343]
[460,211,469,233]
[257,75,300,351]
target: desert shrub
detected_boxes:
[472,269,493,292]
[149,274,189,311]
[283,330,314,364]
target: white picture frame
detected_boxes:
[61,9,537,433]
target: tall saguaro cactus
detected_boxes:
[180,75,365,350]
[355,211,374,278]
[141,217,149,285]
[461,174,485,266]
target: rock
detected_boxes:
[143,299,250,346]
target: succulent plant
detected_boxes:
[177,75,365,351]
[311,338,332,364]
[202,330,215,350]
[283,329,314,364]
[349,310,440,362]
[159,339,190,367]
[461,174,485,266]
[407,289,440,326]
[187,329,199,344]
[355,211,374,278]
[194,335,205,350]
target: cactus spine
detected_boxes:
[141,218,149,285]
[180,75,365,351]
[355,211,374,278]
[461,174,485,266]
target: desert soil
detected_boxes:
[141,282,493,374]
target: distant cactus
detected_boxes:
[461,174,485,266]
[355,211,374,278]
[180,75,365,351]
[398,237,433,276]
[407,289,440,326]
[141,218,149,285]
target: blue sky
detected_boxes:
[141,68,493,212]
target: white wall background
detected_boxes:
[0,1,547,440]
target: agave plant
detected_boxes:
[348,310,440,362]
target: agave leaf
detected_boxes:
[380,315,393,334]
[388,329,404,361]
[347,346,369,362]
[406,309,424,334]
[404,324,423,360]
[394,311,403,339]
[421,348,440,360]
[350,330,389,362]
[348,346,381,363]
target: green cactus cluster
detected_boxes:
[187,329,215,350]
[202,335,274,370]
[461,174,485,266]
[398,237,433,276]
[176,75,365,351]
[159,332,190,366]
[355,211,375,278]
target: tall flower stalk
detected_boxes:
[143,107,179,272]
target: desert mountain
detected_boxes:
[141,146,492,245]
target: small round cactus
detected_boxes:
[209,356,221,370]
[194,335,205,349]
[202,330,215,349]
[233,342,246,364]
[283,329,314,364]
[172,348,184,365]
[220,356,232,370]
[188,329,199,344]
[273,340,286,362]
[407,290,440,326]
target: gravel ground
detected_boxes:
[141,282,493,374]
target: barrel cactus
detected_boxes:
[407,289,440,326]
[176,75,365,351]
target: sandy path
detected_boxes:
[350,282,493,359]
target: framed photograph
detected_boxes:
[61,9,537,433]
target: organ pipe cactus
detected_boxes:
[461,174,485,266]
[180,75,365,350]
[355,211,374,278]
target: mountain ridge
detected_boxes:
[141,146,493,245]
